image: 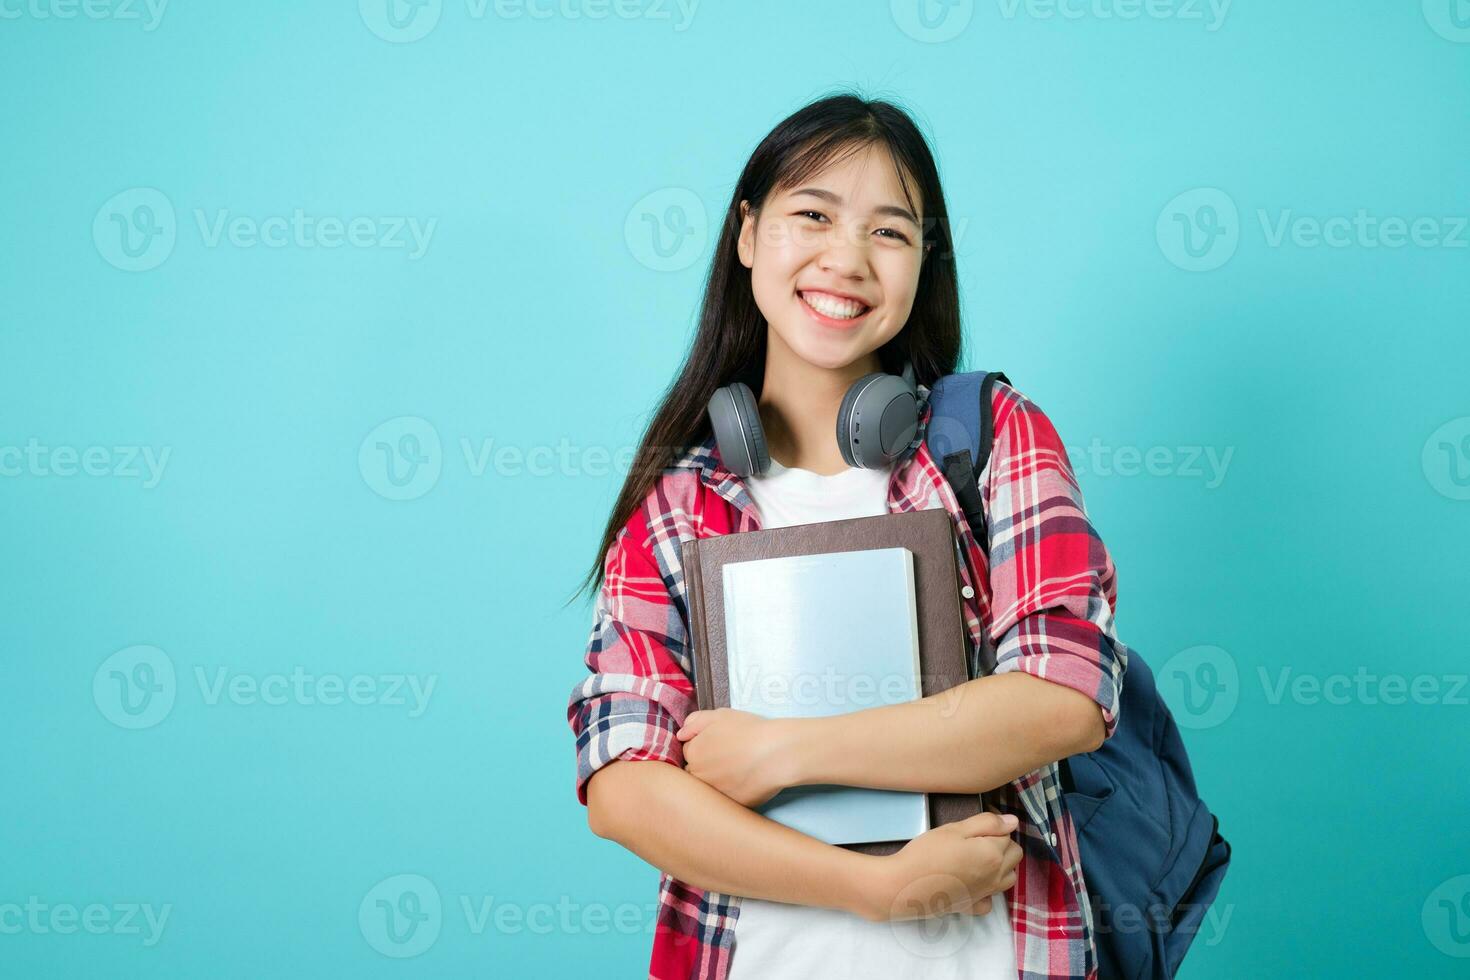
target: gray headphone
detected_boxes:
[706,355,924,477]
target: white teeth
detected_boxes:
[801,291,868,319]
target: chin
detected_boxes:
[779,326,870,371]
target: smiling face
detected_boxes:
[736,142,927,375]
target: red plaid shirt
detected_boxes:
[568,379,1129,980]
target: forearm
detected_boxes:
[586,758,882,917]
[788,672,1105,795]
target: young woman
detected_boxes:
[566,92,1128,980]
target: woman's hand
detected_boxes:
[855,811,1022,923]
[675,708,799,808]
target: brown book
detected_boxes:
[680,506,984,857]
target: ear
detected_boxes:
[736,199,756,269]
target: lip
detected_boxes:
[800,285,870,305]
[797,289,873,330]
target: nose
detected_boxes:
[817,233,870,280]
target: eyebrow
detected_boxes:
[787,187,920,226]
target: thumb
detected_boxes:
[675,711,705,741]
[954,810,1019,838]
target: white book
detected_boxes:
[721,547,929,846]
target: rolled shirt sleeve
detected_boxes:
[567,504,697,806]
[982,387,1129,740]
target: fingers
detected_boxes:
[971,897,993,916]
[1000,840,1023,876]
[955,811,1019,838]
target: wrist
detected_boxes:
[842,852,897,923]
[773,716,817,788]
[777,714,845,789]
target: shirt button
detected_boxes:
[1049,832,1058,846]
[961,585,975,599]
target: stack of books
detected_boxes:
[680,507,983,857]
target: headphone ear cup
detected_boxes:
[707,381,769,477]
[732,381,769,476]
[836,372,885,468]
[837,371,920,468]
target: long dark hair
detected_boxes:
[565,90,966,607]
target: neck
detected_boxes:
[756,326,884,477]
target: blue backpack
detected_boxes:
[925,371,1233,980]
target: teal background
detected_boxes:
[3,1,1469,976]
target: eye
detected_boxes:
[796,210,828,222]
[875,227,914,245]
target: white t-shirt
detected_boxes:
[728,455,1016,980]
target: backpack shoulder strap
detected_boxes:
[924,370,1011,557]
